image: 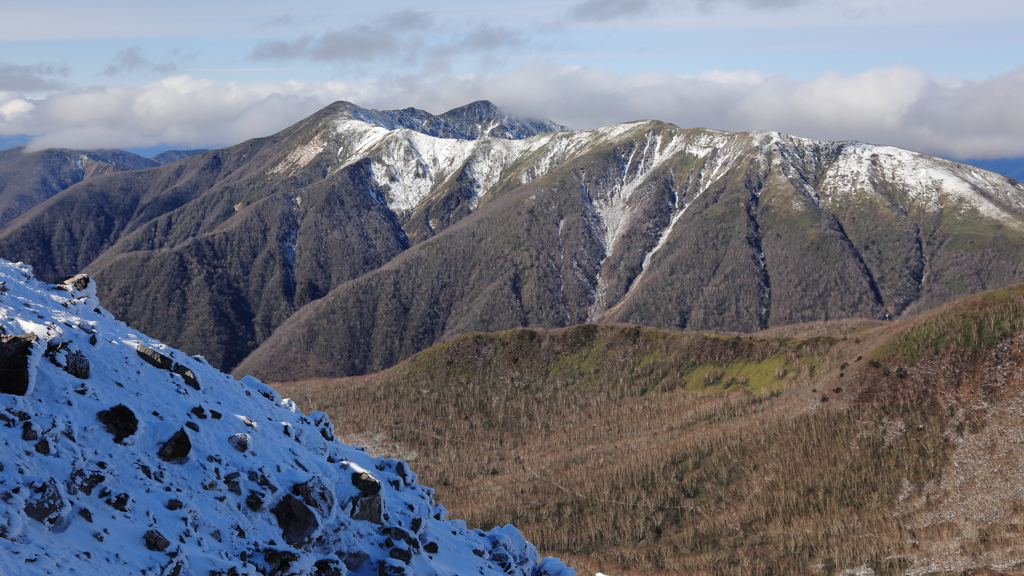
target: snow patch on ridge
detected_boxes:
[821,144,1024,226]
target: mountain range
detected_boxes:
[0,101,1023,384]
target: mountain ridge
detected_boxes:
[0,101,1022,380]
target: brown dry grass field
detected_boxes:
[273,286,1024,576]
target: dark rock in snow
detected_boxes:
[246,490,265,512]
[0,334,36,395]
[69,468,105,495]
[157,428,192,462]
[314,558,343,576]
[56,274,90,292]
[351,472,381,495]
[264,549,299,576]
[172,364,200,390]
[228,433,250,452]
[343,551,370,571]
[96,404,138,444]
[144,529,170,551]
[270,494,319,546]
[292,475,335,518]
[24,478,66,527]
[21,421,38,441]
[47,341,92,379]
[136,344,172,370]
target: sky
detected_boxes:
[1,0,1024,159]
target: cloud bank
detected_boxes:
[2,63,1024,159]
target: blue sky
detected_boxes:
[1,0,1023,159]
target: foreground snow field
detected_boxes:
[0,259,574,576]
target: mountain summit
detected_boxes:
[338,100,568,141]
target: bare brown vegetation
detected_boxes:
[274,287,1024,576]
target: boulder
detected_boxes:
[136,344,173,370]
[96,404,138,444]
[157,429,192,462]
[228,433,251,452]
[172,364,200,390]
[24,478,67,527]
[292,476,335,518]
[144,529,170,551]
[56,274,90,292]
[0,334,36,395]
[269,494,319,546]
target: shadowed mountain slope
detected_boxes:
[0,146,158,229]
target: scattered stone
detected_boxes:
[24,478,66,527]
[351,472,381,495]
[313,559,343,576]
[96,404,138,444]
[21,421,38,441]
[78,508,93,523]
[56,274,90,292]
[210,410,222,419]
[62,350,91,379]
[0,334,36,395]
[157,429,192,462]
[33,438,50,455]
[136,344,173,370]
[105,492,129,512]
[390,548,412,564]
[264,549,299,576]
[144,529,170,551]
[224,472,242,495]
[185,421,199,432]
[69,468,105,496]
[172,364,200,390]
[342,551,369,571]
[423,542,438,554]
[166,499,183,511]
[245,490,265,512]
[228,433,250,453]
[350,492,382,524]
[292,476,335,518]
[270,494,319,546]
[44,341,91,379]
[190,406,207,419]
[379,559,408,576]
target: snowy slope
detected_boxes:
[0,260,575,576]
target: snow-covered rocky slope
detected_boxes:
[0,259,574,576]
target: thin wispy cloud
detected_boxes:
[101,47,185,76]
[250,10,434,63]
[568,0,658,22]
[0,62,68,92]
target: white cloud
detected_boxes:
[4,64,1024,159]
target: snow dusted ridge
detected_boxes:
[0,261,575,576]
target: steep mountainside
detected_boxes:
[150,149,210,165]
[277,284,1024,576]
[0,147,158,229]
[1,101,1023,379]
[0,259,574,576]
[0,101,563,371]
[235,122,1024,382]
